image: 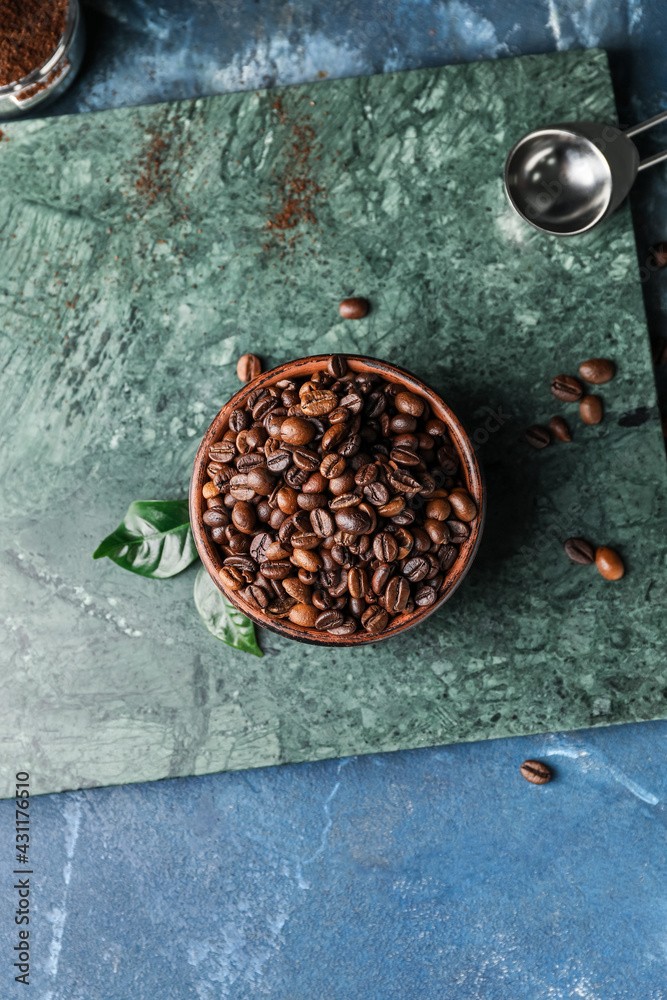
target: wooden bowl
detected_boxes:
[189,355,485,646]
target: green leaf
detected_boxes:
[193,566,263,657]
[93,500,199,578]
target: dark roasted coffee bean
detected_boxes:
[320,453,346,479]
[414,585,437,607]
[210,525,228,543]
[355,463,379,487]
[310,507,335,537]
[549,416,572,442]
[372,562,393,595]
[266,448,292,473]
[297,492,328,511]
[348,596,366,618]
[203,508,230,527]
[267,596,298,617]
[291,447,320,471]
[260,559,292,580]
[245,584,271,609]
[579,358,615,384]
[219,565,245,591]
[580,394,603,425]
[291,532,321,550]
[385,575,410,613]
[232,501,256,534]
[339,392,364,415]
[551,374,583,402]
[249,532,273,563]
[229,408,251,433]
[563,537,595,565]
[448,490,477,522]
[361,606,389,633]
[390,447,420,467]
[338,434,361,457]
[327,617,357,636]
[312,589,333,611]
[327,354,349,378]
[246,466,275,495]
[348,567,369,599]
[446,520,469,544]
[525,425,551,449]
[438,543,457,572]
[209,440,236,463]
[329,491,363,510]
[281,416,316,446]
[365,391,387,418]
[339,297,369,319]
[373,531,398,562]
[403,555,429,582]
[363,482,390,506]
[285,466,310,488]
[334,508,371,535]
[394,391,424,417]
[387,468,421,495]
[237,353,262,382]
[315,609,344,630]
[520,760,552,784]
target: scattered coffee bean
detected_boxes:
[525,425,551,449]
[595,546,625,581]
[578,358,615,384]
[204,357,477,637]
[520,760,552,784]
[549,416,572,442]
[236,353,262,383]
[339,297,369,319]
[551,375,583,402]
[563,537,595,565]
[580,394,603,425]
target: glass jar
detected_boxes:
[0,0,85,120]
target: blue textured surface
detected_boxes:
[2,2,667,997]
[2,724,667,997]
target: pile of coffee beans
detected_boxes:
[202,355,478,638]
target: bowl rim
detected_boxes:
[189,354,486,646]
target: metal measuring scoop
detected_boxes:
[504,110,667,236]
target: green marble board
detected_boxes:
[1,49,666,799]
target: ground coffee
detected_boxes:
[0,0,68,88]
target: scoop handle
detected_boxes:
[623,109,667,173]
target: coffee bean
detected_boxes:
[247,467,275,495]
[301,389,338,416]
[203,508,230,527]
[361,606,389,633]
[249,532,273,563]
[236,353,262,382]
[390,414,417,434]
[549,416,572,442]
[520,760,551,784]
[579,395,603,425]
[310,507,335,537]
[334,508,372,535]
[283,577,312,604]
[414,585,437,607]
[394,391,424,417]
[219,566,244,591]
[209,440,236,463]
[525,425,551,449]
[329,491,363,510]
[289,603,319,627]
[563,537,595,565]
[579,358,615,384]
[551,374,583,402]
[595,546,625,581]
[232,501,256,534]
[327,617,357,636]
[403,556,429,582]
[448,490,477,522]
[260,559,292,580]
[229,408,251,433]
[385,576,410,613]
[348,567,369,599]
[373,532,398,562]
[281,416,316,446]
[339,297,369,319]
[425,498,451,521]
[327,354,348,378]
[315,609,344,630]
[267,597,298,618]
